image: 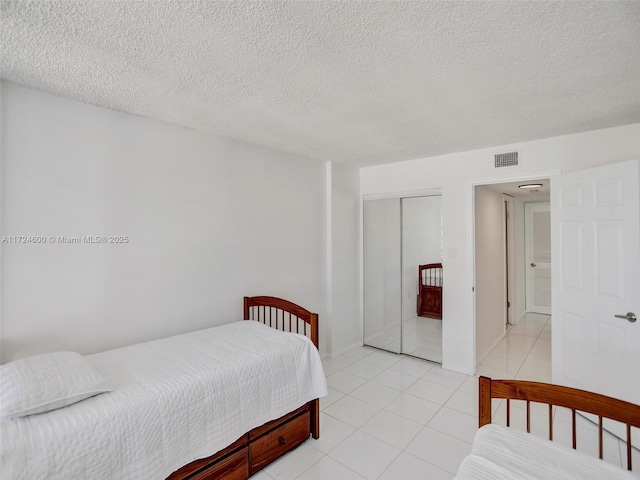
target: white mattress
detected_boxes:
[1,321,327,480]
[455,424,636,480]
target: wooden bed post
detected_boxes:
[309,312,319,438]
[310,313,319,349]
[310,398,320,439]
[243,297,250,320]
[479,376,492,427]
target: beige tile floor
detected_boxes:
[252,313,639,479]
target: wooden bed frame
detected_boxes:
[479,376,640,471]
[417,263,442,319]
[168,296,320,480]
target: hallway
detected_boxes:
[477,312,551,383]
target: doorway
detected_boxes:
[473,179,550,362]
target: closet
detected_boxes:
[363,195,443,363]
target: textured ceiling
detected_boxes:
[2,1,639,167]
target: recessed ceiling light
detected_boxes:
[518,183,543,189]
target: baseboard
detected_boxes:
[442,362,474,376]
[328,340,365,359]
[363,333,381,344]
[476,332,506,366]
[362,320,401,345]
[511,312,526,326]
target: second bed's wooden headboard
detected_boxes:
[479,376,640,471]
[244,296,319,349]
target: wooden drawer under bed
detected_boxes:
[168,404,311,480]
[188,448,248,480]
[249,409,310,474]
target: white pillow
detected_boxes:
[0,351,112,419]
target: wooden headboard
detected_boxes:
[243,296,319,349]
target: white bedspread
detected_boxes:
[455,424,636,480]
[1,321,327,480]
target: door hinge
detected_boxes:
[507,301,510,307]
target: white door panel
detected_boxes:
[551,159,640,406]
[525,202,551,314]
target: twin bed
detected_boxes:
[1,296,327,480]
[456,376,640,479]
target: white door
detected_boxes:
[401,195,443,363]
[525,202,551,315]
[551,159,640,406]
[363,199,402,354]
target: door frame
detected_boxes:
[504,194,515,325]
[469,170,560,372]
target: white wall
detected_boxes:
[474,186,505,361]
[0,89,3,361]
[328,162,361,355]
[361,123,640,374]
[0,82,328,362]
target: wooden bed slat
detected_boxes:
[571,408,577,450]
[548,404,553,440]
[598,416,603,460]
[627,424,632,470]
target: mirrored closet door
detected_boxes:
[363,199,401,353]
[363,195,443,363]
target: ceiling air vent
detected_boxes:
[494,151,518,168]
